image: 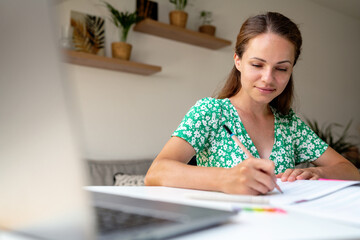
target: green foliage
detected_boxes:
[169,0,188,11]
[305,118,356,154]
[103,1,143,42]
[200,11,212,25]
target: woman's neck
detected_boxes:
[229,91,272,117]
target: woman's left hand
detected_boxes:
[276,167,321,182]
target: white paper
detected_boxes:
[267,179,360,205]
[185,179,360,206]
[284,185,360,226]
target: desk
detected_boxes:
[86,186,360,240]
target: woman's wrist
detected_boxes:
[216,167,231,193]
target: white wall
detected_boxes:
[55,0,360,160]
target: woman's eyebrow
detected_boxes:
[277,60,292,64]
[250,57,292,64]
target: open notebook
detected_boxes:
[186,179,360,205]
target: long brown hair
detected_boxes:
[217,12,302,115]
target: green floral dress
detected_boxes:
[172,98,328,174]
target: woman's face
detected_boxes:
[235,33,295,105]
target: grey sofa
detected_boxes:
[87,159,153,186]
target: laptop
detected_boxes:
[0,1,236,239]
[92,192,236,240]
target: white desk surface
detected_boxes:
[86,186,360,240]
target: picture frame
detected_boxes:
[136,0,158,21]
[70,11,105,56]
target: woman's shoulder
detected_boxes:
[192,97,227,110]
[189,97,229,116]
[194,97,225,106]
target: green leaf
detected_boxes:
[169,0,188,10]
[102,1,143,42]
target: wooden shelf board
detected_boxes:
[63,50,161,76]
[134,19,232,50]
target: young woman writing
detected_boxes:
[145,12,360,195]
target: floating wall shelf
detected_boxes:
[63,50,162,76]
[134,19,232,50]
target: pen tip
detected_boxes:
[275,184,283,194]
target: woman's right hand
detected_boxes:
[221,158,277,195]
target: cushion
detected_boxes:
[113,172,145,186]
[87,159,152,186]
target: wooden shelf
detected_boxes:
[63,50,161,76]
[134,19,232,50]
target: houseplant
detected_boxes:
[306,118,360,168]
[198,10,216,36]
[169,0,188,28]
[103,1,143,60]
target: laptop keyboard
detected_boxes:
[95,206,176,234]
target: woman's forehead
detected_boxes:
[244,33,295,64]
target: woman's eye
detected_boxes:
[251,64,262,68]
[276,68,287,72]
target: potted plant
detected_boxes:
[103,1,143,60]
[306,118,360,168]
[169,0,188,28]
[198,11,216,36]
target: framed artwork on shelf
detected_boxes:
[136,0,158,21]
[70,11,105,56]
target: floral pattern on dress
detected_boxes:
[172,98,328,174]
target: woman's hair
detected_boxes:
[217,12,302,115]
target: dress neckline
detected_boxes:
[225,98,277,159]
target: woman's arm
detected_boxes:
[145,136,278,195]
[277,147,360,181]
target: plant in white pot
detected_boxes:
[199,10,216,36]
[169,0,188,28]
[103,1,143,60]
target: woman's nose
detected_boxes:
[261,68,274,83]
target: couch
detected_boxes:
[87,159,153,186]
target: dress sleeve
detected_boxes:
[290,111,328,164]
[172,98,222,153]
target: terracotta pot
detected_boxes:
[199,25,216,36]
[169,10,188,28]
[111,42,132,60]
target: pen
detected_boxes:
[223,125,283,194]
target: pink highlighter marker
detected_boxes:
[318,178,347,182]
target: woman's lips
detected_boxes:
[256,87,275,93]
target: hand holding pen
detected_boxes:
[223,125,283,194]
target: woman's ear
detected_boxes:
[234,53,242,71]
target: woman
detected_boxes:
[145,12,360,195]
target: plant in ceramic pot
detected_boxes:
[169,0,188,28]
[103,1,143,60]
[198,10,216,36]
